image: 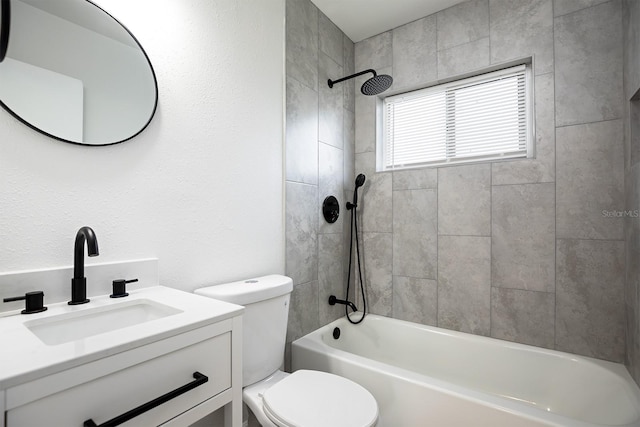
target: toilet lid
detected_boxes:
[262,370,378,427]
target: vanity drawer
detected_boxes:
[6,332,231,426]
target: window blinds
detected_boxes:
[382,65,531,170]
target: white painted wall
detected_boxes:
[0,0,285,292]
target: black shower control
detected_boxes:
[3,291,48,314]
[110,278,138,298]
[322,196,340,223]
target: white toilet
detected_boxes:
[195,275,378,427]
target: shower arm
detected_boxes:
[328,69,376,88]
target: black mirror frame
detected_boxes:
[0,0,9,63]
[0,0,158,147]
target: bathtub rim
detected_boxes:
[292,314,640,427]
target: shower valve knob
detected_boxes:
[323,196,340,223]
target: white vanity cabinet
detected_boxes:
[3,316,243,427]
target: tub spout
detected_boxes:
[328,295,358,312]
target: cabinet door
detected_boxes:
[7,333,230,426]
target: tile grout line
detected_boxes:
[490,149,494,339]
[436,167,440,327]
[552,0,558,352]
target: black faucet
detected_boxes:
[68,226,99,305]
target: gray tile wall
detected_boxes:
[354,0,626,363]
[284,0,355,369]
[623,0,640,384]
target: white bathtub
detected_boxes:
[291,314,640,427]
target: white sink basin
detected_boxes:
[0,285,244,389]
[24,299,182,345]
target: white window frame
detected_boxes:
[378,64,534,171]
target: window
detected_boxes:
[380,64,533,171]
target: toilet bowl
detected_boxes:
[195,275,378,427]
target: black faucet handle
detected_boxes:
[3,291,48,314]
[110,278,138,298]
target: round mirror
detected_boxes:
[0,0,9,63]
[0,0,158,146]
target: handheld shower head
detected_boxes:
[328,69,393,96]
[349,174,366,210]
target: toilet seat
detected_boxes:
[261,370,378,427]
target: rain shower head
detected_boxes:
[361,74,393,96]
[328,69,393,96]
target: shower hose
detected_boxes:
[345,191,367,325]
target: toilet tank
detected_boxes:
[195,275,293,387]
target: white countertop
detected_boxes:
[0,286,243,389]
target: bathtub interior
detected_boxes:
[307,315,640,426]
